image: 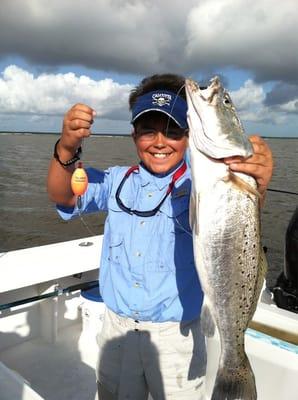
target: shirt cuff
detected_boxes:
[56,202,80,220]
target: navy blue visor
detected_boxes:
[131,90,188,129]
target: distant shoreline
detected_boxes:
[0,131,297,139]
[0,131,130,137]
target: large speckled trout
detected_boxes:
[185,77,266,400]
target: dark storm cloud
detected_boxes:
[265,83,298,106]
[0,0,298,84]
[0,0,194,75]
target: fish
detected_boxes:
[185,76,267,400]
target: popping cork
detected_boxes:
[71,162,88,209]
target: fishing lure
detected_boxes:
[71,161,88,209]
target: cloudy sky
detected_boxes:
[0,0,298,137]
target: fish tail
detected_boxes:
[211,355,257,400]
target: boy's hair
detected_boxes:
[129,73,186,110]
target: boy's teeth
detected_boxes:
[153,153,168,158]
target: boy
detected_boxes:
[47,74,273,399]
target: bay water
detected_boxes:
[0,133,297,288]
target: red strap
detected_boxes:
[125,165,139,176]
[172,161,187,184]
[167,161,187,194]
[126,162,187,194]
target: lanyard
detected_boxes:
[115,161,187,217]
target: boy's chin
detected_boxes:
[144,159,181,174]
[150,165,171,174]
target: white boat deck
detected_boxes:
[1,236,298,400]
[0,321,98,400]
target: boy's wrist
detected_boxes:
[53,139,81,166]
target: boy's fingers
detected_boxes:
[69,109,95,123]
[223,156,244,164]
[71,103,95,114]
[69,119,92,130]
[229,162,260,175]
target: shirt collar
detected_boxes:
[138,160,185,190]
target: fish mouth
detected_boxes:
[185,78,200,92]
[186,76,222,103]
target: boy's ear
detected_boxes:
[131,128,137,142]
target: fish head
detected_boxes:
[185,77,253,159]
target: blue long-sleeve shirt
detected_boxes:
[57,162,203,322]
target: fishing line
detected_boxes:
[164,83,186,137]
[174,217,192,237]
[267,188,298,196]
[78,213,96,236]
[71,139,96,236]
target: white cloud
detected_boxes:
[230,80,265,111]
[0,65,295,130]
[279,100,298,113]
[0,65,132,119]
[231,79,286,124]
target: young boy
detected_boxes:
[47,74,273,400]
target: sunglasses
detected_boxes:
[135,127,189,141]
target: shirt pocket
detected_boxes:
[108,234,124,265]
[160,197,195,270]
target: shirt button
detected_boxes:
[148,193,153,197]
[136,251,142,257]
[134,282,140,288]
[140,221,145,226]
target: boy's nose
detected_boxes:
[153,131,167,146]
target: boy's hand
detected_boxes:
[60,103,96,153]
[223,135,274,197]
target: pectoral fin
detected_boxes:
[200,299,216,337]
[189,192,199,236]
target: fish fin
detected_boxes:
[248,246,268,321]
[223,172,260,198]
[200,301,216,337]
[189,192,199,235]
[211,354,257,400]
[259,245,268,277]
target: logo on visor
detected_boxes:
[152,93,172,107]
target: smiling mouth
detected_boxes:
[150,152,172,159]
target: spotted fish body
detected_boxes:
[185,77,266,400]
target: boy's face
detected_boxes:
[132,112,188,174]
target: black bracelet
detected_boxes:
[53,139,82,167]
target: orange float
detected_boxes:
[71,162,88,196]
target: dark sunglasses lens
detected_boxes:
[165,129,188,140]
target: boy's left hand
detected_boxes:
[223,135,274,198]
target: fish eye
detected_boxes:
[223,96,232,107]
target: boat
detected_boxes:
[0,234,297,400]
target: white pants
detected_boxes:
[96,308,206,400]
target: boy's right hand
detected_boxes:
[59,103,96,153]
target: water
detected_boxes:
[0,133,297,288]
